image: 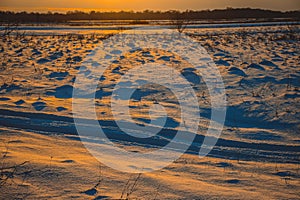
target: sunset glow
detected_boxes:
[0,0,299,12]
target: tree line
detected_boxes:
[0,8,299,23]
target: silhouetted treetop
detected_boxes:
[0,8,299,23]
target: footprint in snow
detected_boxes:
[32,101,46,111]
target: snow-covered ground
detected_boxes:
[0,24,299,199]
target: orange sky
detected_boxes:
[0,0,299,12]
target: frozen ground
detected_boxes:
[0,24,299,199]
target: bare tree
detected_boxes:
[170,12,190,34]
[0,23,19,37]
